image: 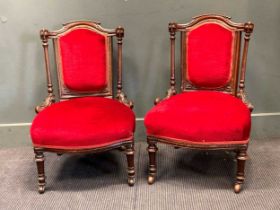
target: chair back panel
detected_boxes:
[173,15,252,96]
[186,23,234,88]
[58,28,107,92]
[42,21,116,100]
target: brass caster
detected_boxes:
[234,183,242,193]
[38,185,45,194]
[128,177,135,186]
[148,175,155,185]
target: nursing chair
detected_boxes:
[30,21,135,193]
[144,14,254,193]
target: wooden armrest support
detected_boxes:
[35,93,55,113]
[154,87,176,105]
[116,91,134,109]
[238,91,254,112]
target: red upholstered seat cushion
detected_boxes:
[31,97,135,149]
[187,23,234,88]
[144,91,251,144]
[59,29,107,91]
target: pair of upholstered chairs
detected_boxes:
[30,14,254,194]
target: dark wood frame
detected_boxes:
[34,21,135,194]
[147,14,254,193]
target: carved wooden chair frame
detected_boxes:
[34,21,135,193]
[147,14,254,193]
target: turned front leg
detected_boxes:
[34,149,46,194]
[147,140,158,184]
[234,149,248,193]
[125,143,135,186]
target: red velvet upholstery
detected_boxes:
[144,91,251,144]
[187,23,234,88]
[31,97,135,149]
[59,29,107,91]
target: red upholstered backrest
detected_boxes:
[58,28,107,92]
[186,23,234,88]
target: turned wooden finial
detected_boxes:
[239,22,254,92]
[36,28,55,113]
[116,26,124,42]
[116,26,124,93]
[168,23,177,92]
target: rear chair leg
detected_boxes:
[234,149,248,193]
[34,149,46,194]
[147,140,158,184]
[125,144,135,186]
